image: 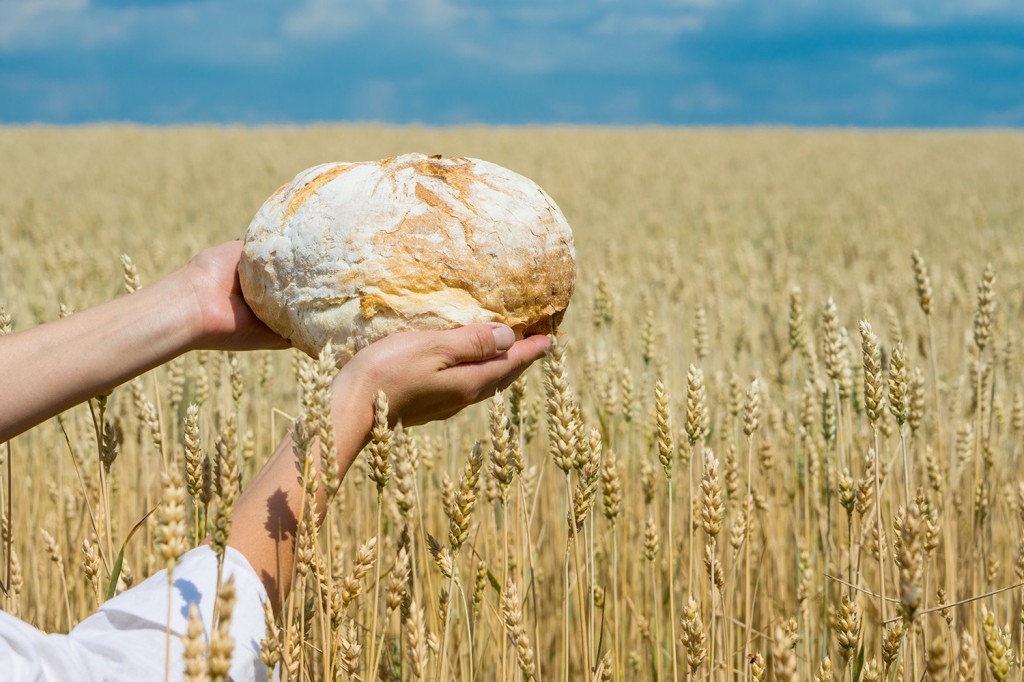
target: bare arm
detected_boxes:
[0,237,550,614]
[0,242,288,443]
[228,324,551,611]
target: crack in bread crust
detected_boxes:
[240,153,576,361]
[285,163,360,219]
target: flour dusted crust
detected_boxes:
[239,153,576,360]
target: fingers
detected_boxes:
[198,240,244,265]
[507,334,553,367]
[436,323,516,366]
[447,334,551,399]
[265,334,293,351]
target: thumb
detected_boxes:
[438,323,516,366]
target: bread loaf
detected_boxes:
[239,153,576,361]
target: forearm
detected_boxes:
[0,271,201,442]
[227,383,374,613]
[222,324,546,613]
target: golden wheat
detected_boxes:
[2,126,1024,680]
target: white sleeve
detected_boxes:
[0,545,270,681]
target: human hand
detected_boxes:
[182,241,291,352]
[332,323,551,429]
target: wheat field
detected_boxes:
[2,125,1024,680]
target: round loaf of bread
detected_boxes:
[239,153,576,361]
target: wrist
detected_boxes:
[330,369,376,454]
[171,266,211,352]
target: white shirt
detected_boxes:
[0,546,269,681]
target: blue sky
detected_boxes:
[1,0,1022,126]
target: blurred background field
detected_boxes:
[2,125,1024,680]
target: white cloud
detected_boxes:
[0,0,97,51]
[347,79,399,120]
[877,0,1024,23]
[813,0,1024,26]
[871,49,952,88]
[0,0,290,68]
[0,0,88,21]
[670,83,737,114]
[447,2,704,76]
[283,0,460,40]
[981,102,1024,126]
[590,12,704,37]
[667,0,1024,32]
[451,38,560,75]
[282,0,367,40]
[0,0,207,53]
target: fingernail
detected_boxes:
[492,325,515,352]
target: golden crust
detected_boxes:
[240,153,576,360]
[285,163,359,219]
